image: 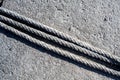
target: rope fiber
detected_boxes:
[0,7,120,66]
[0,22,120,77]
[0,7,120,77]
[0,15,115,65]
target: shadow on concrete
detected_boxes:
[0,27,120,79]
[0,0,4,7]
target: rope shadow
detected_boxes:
[0,0,4,7]
[0,27,120,79]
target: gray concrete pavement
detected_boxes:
[0,0,120,80]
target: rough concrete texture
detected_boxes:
[0,0,120,80]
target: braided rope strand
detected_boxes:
[0,7,119,65]
[0,15,114,65]
[0,22,120,77]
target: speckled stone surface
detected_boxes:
[0,0,120,80]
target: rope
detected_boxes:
[0,22,120,77]
[0,7,120,65]
[0,15,114,65]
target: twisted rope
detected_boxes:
[0,22,120,77]
[0,15,114,65]
[0,7,119,65]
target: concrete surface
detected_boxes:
[0,0,120,80]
